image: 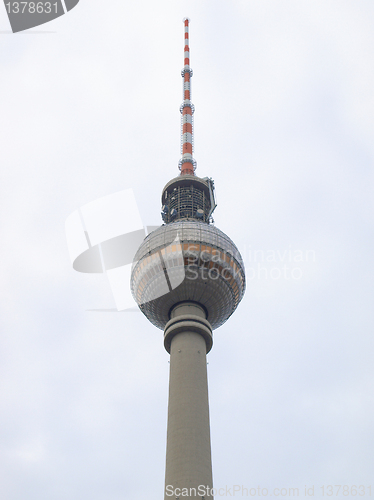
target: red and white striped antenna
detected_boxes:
[179,18,196,176]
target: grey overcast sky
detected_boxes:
[0,1,373,499]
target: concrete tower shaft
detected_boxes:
[164,303,213,500]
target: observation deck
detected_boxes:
[161,175,216,224]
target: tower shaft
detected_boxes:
[164,303,214,499]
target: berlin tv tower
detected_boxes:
[131,19,246,499]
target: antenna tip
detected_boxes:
[183,17,190,24]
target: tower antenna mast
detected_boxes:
[179,17,196,176]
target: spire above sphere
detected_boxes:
[179,18,196,176]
